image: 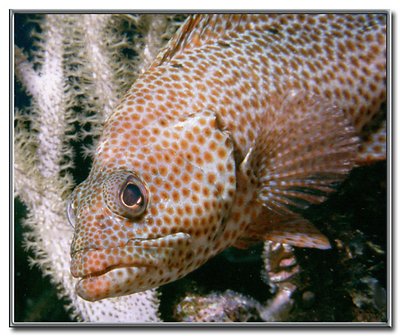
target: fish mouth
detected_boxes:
[71,232,192,279]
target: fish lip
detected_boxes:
[79,262,147,281]
[71,232,192,279]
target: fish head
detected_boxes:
[68,110,237,301]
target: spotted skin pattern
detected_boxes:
[68,14,386,301]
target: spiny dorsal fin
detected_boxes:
[152,14,247,66]
[241,90,359,216]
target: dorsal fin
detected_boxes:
[152,14,247,66]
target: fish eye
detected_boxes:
[119,179,148,217]
[104,171,150,219]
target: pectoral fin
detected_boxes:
[238,91,358,249]
[242,91,359,216]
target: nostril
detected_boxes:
[94,212,119,230]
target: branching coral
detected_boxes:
[14,13,184,322]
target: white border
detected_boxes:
[3,0,397,335]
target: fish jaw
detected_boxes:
[72,233,192,301]
[76,266,148,302]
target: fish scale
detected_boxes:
[68,13,386,301]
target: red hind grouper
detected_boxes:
[68,14,387,301]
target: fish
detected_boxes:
[67,13,387,301]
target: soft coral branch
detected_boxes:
[14,13,185,322]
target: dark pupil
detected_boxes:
[122,183,143,207]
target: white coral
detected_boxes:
[14,13,183,322]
